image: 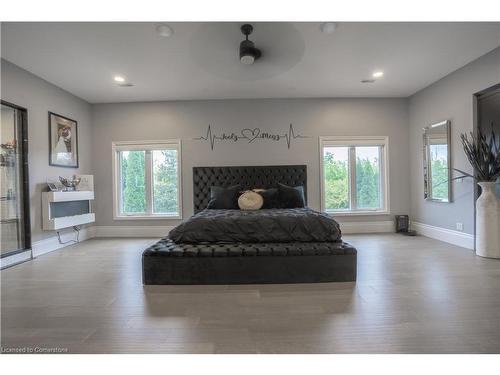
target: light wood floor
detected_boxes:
[1,234,499,354]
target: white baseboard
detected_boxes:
[1,250,32,269]
[13,225,169,263]
[94,223,393,237]
[31,226,96,257]
[20,219,395,263]
[339,220,394,234]
[93,226,173,238]
[411,221,474,249]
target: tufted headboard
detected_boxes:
[193,165,307,213]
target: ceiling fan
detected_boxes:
[239,24,262,65]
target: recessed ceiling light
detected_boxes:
[320,22,338,34]
[156,24,174,38]
[113,76,125,83]
[372,71,384,78]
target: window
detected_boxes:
[112,140,182,219]
[320,136,389,215]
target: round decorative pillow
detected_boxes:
[238,190,264,210]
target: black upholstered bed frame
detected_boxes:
[192,165,308,213]
[142,165,357,285]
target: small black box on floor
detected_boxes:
[395,215,409,232]
[395,215,417,236]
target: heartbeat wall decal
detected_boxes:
[193,124,309,151]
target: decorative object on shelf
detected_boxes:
[1,140,16,167]
[47,182,59,192]
[49,112,78,168]
[46,177,64,191]
[193,123,309,151]
[59,175,81,191]
[75,174,94,191]
[0,139,16,149]
[458,126,500,258]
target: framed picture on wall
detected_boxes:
[48,111,79,168]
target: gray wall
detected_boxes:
[92,98,410,227]
[408,47,500,234]
[4,45,497,240]
[1,59,93,242]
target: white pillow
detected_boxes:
[238,190,264,210]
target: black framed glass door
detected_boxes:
[1,100,31,260]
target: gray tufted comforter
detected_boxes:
[168,208,342,243]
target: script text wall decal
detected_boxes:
[193,124,309,151]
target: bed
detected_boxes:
[142,165,357,285]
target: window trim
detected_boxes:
[112,139,182,220]
[319,136,390,216]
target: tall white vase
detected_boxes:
[476,181,500,258]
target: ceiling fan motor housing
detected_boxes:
[241,23,254,36]
[239,23,261,64]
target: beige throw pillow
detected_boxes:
[238,190,264,210]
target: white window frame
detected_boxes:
[112,139,182,220]
[319,136,390,216]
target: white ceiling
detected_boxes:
[2,22,500,103]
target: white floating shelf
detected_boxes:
[42,190,95,231]
[44,213,96,231]
[44,190,94,202]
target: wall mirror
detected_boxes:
[423,120,451,202]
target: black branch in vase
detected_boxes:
[459,124,500,182]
